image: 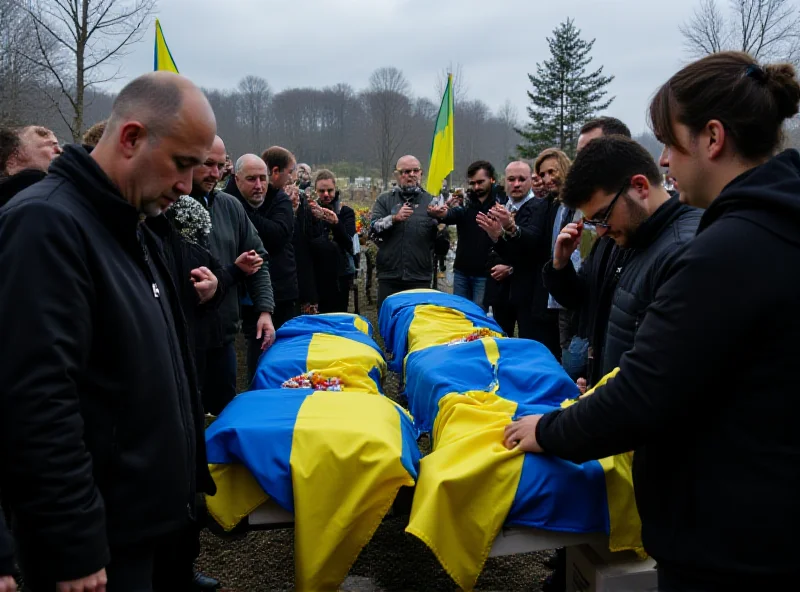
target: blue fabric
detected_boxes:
[379,290,503,372]
[277,313,375,341]
[453,271,487,310]
[206,388,309,511]
[252,334,314,391]
[403,337,578,433]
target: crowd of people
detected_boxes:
[0,49,798,592]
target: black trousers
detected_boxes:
[196,341,237,416]
[20,531,192,592]
[376,279,432,313]
[491,302,518,337]
[245,300,298,385]
[318,276,353,315]
[517,307,560,360]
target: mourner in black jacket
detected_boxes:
[507,52,800,590]
[310,171,356,313]
[430,161,503,309]
[477,161,559,355]
[543,191,699,384]
[0,73,217,591]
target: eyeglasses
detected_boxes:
[397,168,421,176]
[583,180,629,228]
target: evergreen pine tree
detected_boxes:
[517,19,615,159]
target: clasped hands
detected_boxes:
[476,204,516,241]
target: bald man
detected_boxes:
[0,71,216,591]
[229,148,298,383]
[189,137,275,417]
[475,160,559,355]
[369,155,440,308]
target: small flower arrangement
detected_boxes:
[446,328,495,346]
[167,196,212,245]
[281,372,343,391]
[355,207,371,236]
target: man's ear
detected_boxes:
[630,173,652,200]
[118,121,146,158]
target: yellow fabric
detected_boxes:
[559,367,645,558]
[154,19,179,73]
[406,390,523,591]
[403,306,504,376]
[205,463,268,531]
[426,73,455,195]
[306,333,385,394]
[291,392,416,591]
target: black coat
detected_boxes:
[228,182,298,303]
[0,168,46,208]
[0,146,200,582]
[311,193,356,290]
[443,190,501,277]
[543,197,700,384]
[0,511,12,577]
[492,196,554,317]
[536,150,800,584]
[293,195,322,305]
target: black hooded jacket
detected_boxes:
[536,150,800,585]
[0,169,46,208]
[0,146,201,581]
[227,179,298,304]
[543,196,700,384]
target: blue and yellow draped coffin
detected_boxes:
[251,313,386,394]
[206,314,420,591]
[380,291,644,591]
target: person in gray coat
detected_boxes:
[369,155,439,310]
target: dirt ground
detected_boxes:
[197,266,554,591]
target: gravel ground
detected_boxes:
[197,265,554,591]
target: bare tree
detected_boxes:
[364,67,413,187]
[1,0,51,125]
[18,0,156,141]
[435,62,468,107]
[681,0,800,64]
[496,99,520,164]
[237,75,271,152]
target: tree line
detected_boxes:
[2,0,799,187]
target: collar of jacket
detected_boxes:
[48,144,143,254]
[0,168,46,208]
[506,190,535,212]
[190,186,216,209]
[627,194,686,250]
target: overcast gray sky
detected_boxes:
[114,0,701,135]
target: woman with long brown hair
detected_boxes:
[504,52,800,591]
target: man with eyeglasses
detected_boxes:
[190,136,274,417]
[542,135,699,387]
[370,155,439,310]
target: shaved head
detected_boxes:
[91,71,217,216]
[505,161,533,201]
[395,154,422,189]
[235,153,268,207]
[235,153,264,174]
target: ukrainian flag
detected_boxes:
[206,388,420,591]
[379,292,643,590]
[425,73,454,195]
[153,19,179,73]
[252,314,386,395]
[379,289,503,373]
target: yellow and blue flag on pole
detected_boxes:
[206,388,419,591]
[425,74,455,195]
[154,19,179,73]
[252,314,386,395]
